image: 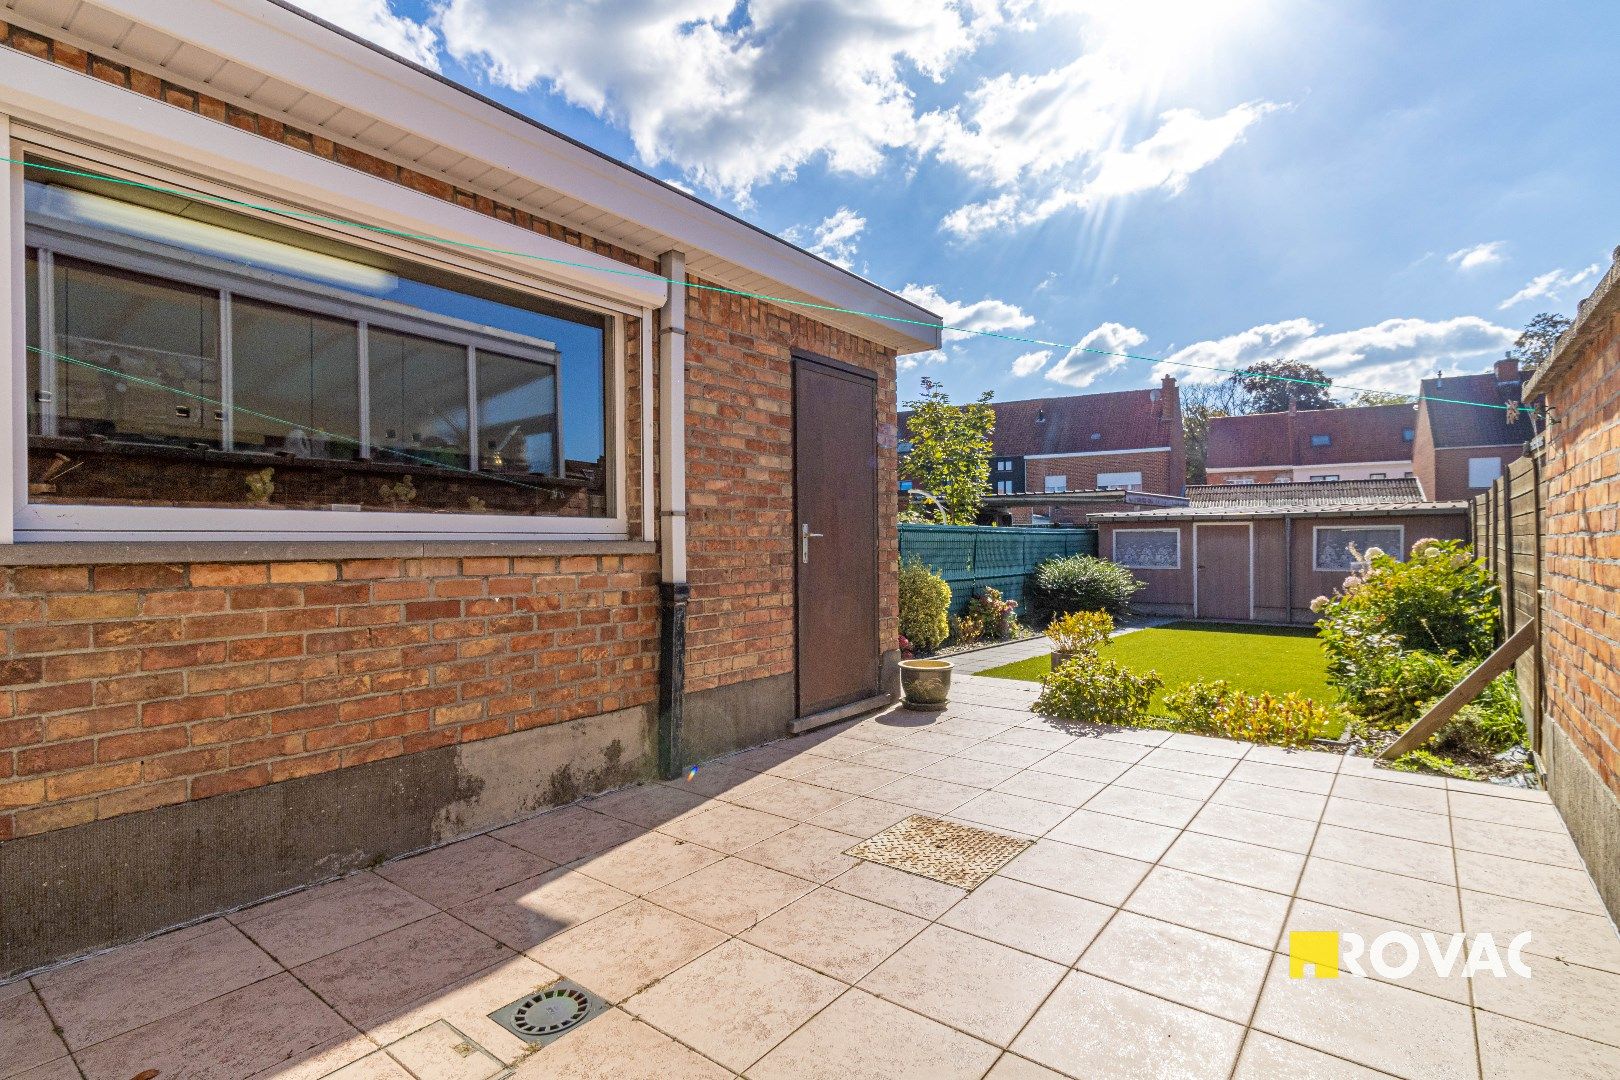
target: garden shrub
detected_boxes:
[899,557,951,654]
[1388,750,1479,780]
[1436,672,1527,755]
[1045,610,1114,655]
[964,587,1021,641]
[1033,555,1145,617]
[1162,679,1329,748]
[1316,539,1498,668]
[949,613,985,646]
[1035,656,1161,727]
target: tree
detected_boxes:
[899,378,995,525]
[1349,390,1414,407]
[1180,380,1249,486]
[1505,312,1572,373]
[1231,360,1339,413]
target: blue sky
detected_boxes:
[301,1,1620,407]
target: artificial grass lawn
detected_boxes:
[980,621,1344,737]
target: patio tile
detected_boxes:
[957,740,1054,768]
[232,871,437,967]
[807,796,917,838]
[1057,738,1150,764]
[1095,727,1174,747]
[383,1019,505,1080]
[982,1055,1070,1080]
[1321,798,1451,845]
[449,866,633,953]
[742,887,928,981]
[1013,971,1245,1080]
[34,919,280,1050]
[369,954,560,1065]
[932,716,1016,740]
[850,745,949,773]
[1280,900,1470,1004]
[1332,775,1450,814]
[1111,763,1224,801]
[9,1061,80,1080]
[1160,832,1305,894]
[493,804,645,864]
[869,775,981,814]
[1232,1033,1390,1079]
[829,860,967,919]
[860,924,1065,1046]
[736,822,862,882]
[749,988,1000,1080]
[992,770,1105,807]
[512,1007,730,1079]
[991,727,1076,751]
[998,838,1153,906]
[1210,779,1327,822]
[530,899,726,1002]
[1079,911,1271,1022]
[293,912,510,1027]
[626,940,841,1072]
[1029,752,1132,784]
[1251,953,1479,1080]
[1046,807,1180,861]
[1084,784,1206,829]
[1242,745,1342,773]
[940,876,1112,964]
[1339,756,1448,786]
[377,835,554,909]
[1449,815,1587,869]
[1308,824,1457,886]
[569,830,725,895]
[725,742,821,774]
[1228,759,1338,793]
[796,760,910,796]
[0,985,68,1079]
[73,972,355,1080]
[1474,1010,1620,1079]
[665,760,757,798]
[1472,959,1620,1048]
[813,733,901,759]
[1188,803,1319,854]
[918,756,1022,789]
[1449,790,1567,833]
[1296,858,1461,933]
[246,1034,380,1080]
[1162,732,1252,758]
[1137,746,1240,778]
[1125,865,1291,949]
[725,777,855,819]
[658,801,797,853]
[1461,889,1620,974]
[898,731,985,756]
[1453,849,1607,916]
[647,856,815,934]
[584,782,709,828]
[952,791,1074,836]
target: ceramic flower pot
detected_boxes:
[1050,649,1078,670]
[899,658,953,711]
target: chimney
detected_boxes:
[1158,375,1179,419]
[1495,358,1522,387]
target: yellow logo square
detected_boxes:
[1289,931,1341,979]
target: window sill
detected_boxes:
[0,538,655,566]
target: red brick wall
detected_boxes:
[1022,450,1180,499]
[1427,445,1523,502]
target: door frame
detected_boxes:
[790,349,881,718]
[1192,520,1255,621]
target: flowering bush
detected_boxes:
[1035,656,1161,727]
[950,613,985,646]
[1316,539,1498,665]
[964,587,1021,641]
[899,557,951,654]
[1045,610,1114,655]
[1162,679,1330,748]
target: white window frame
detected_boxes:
[1225,477,1255,485]
[1468,456,1503,488]
[1312,524,1405,573]
[5,134,643,543]
[1112,527,1181,570]
[1308,474,1340,482]
[1096,470,1143,491]
[1044,474,1067,493]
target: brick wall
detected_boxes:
[1022,450,1179,499]
[1427,445,1522,502]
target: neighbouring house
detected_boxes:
[1520,251,1620,919]
[0,2,940,978]
[1412,359,1534,500]
[1204,402,1418,486]
[1091,478,1468,624]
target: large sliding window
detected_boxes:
[23,176,611,520]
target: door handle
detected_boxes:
[801,522,825,564]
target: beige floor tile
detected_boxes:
[1210,779,1327,822]
[1059,737,1151,764]
[725,742,822,775]
[531,899,726,1002]
[1454,849,1607,916]
[750,988,1000,1080]
[1473,959,1620,1048]
[1161,832,1305,894]
[851,745,949,773]
[1094,727,1174,747]
[1320,798,1451,846]
[1449,815,1586,869]
[1028,752,1132,783]
[665,761,758,798]
[940,876,1112,964]
[1475,1010,1620,1080]
[1046,807,1180,861]
[957,741,1054,769]
[658,801,797,854]
[992,770,1105,807]
[247,1033,384,1080]
[369,955,559,1065]
[1448,790,1567,833]
[742,886,928,981]
[991,727,1076,751]
[983,1055,1071,1080]
[73,972,355,1080]
[868,774,981,814]
[1111,763,1224,801]
[570,830,725,895]
[1280,899,1471,1004]
[1252,953,1478,1079]
[952,791,1073,836]
[1461,889,1620,974]
[1308,824,1457,886]
[1126,865,1292,948]
[1137,746,1240,778]
[736,822,861,882]
[1190,802,1319,854]
[934,715,1017,738]
[1084,785,1206,829]
[1241,745,1342,773]
[897,730,985,756]
[34,919,281,1050]
[998,838,1152,906]
[626,940,841,1072]
[1445,778,1550,801]
[1162,732,1252,758]
[1331,774,1449,814]
[583,782,709,828]
[1013,971,1245,1080]
[512,1008,730,1079]
[10,1060,81,1080]
[1080,911,1271,1022]
[1232,1032,1390,1079]
[760,750,852,780]
[796,760,910,796]
[829,860,967,918]
[725,777,855,819]
[233,871,437,967]
[294,912,511,1027]
[918,757,1022,789]
[1228,759,1338,793]
[493,805,646,864]
[807,796,918,838]
[383,1019,505,1080]
[1297,859,1461,933]
[449,866,634,954]
[1338,757,1448,786]
[0,985,68,1079]
[647,856,815,934]
[377,835,554,909]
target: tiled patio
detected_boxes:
[6,666,1619,1080]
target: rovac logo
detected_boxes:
[1288,931,1534,980]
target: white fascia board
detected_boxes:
[82,0,943,353]
[1023,447,1172,460]
[0,49,667,309]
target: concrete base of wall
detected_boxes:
[0,705,654,979]
[1544,719,1620,923]
[681,672,795,767]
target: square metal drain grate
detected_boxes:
[846,814,1031,889]
[489,978,608,1047]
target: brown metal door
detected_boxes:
[794,356,879,715]
[1196,523,1252,621]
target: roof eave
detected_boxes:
[1525,248,1620,398]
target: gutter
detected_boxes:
[656,251,690,779]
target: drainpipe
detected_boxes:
[656,251,690,779]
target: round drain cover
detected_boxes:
[511,987,591,1036]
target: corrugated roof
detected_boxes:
[1206,404,1416,469]
[1092,477,1465,521]
[1419,370,1534,449]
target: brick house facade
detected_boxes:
[1412,361,1533,501]
[1205,403,1417,486]
[0,3,934,976]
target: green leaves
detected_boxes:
[899,378,995,525]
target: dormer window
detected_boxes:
[1402,428,1414,442]
[1036,408,1046,423]
[1310,434,1331,447]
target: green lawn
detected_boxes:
[981,621,1343,736]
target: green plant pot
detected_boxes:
[900,658,953,711]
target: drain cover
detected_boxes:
[489,978,607,1046]
[847,814,1032,889]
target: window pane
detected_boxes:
[477,350,557,477]
[368,327,470,472]
[1315,527,1402,571]
[1114,531,1179,569]
[231,296,360,460]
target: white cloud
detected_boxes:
[1045,322,1148,388]
[1498,264,1602,310]
[899,284,1035,342]
[294,0,439,68]
[785,207,867,269]
[1011,349,1052,376]
[1150,316,1518,395]
[1446,241,1505,272]
[898,348,949,372]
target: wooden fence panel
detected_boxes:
[1470,455,1546,751]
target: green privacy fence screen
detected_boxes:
[899,524,1098,616]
